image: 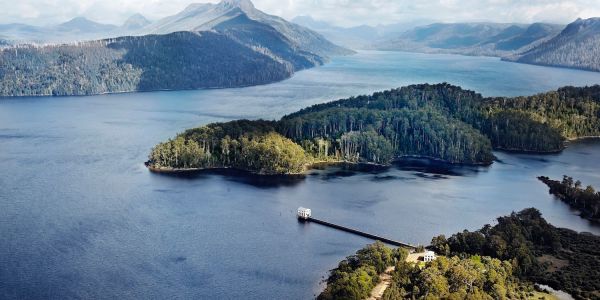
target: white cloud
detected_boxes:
[1,0,599,27]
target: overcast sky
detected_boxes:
[4,0,600,27]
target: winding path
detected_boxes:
[367,266,395,300]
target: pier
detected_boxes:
[297,207,417,249]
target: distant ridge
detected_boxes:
[505,18,600,72]
[374,22,563,57]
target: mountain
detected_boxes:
[54,17,118,33]
[376,22,563,56]
[0,0,351,96]
[505,18,600,72]
[291,15,427,49]
[121,14,151,31]
[143,0,352,58]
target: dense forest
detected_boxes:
[148,120,311,175]
[319,209,599,300]
[320,243,542,300]
[318,242,400,300]
[148,84,600,174]
[430,208,600,299]
[538,176,600,222]
[0,31,313,96]
[380,255,540,300]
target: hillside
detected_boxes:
[0,31,293,96]
[0,0,351,96]
[147,84,600,174]
[376,22,563,57]
[505,18,600,72]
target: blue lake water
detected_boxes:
[1,51,600,299]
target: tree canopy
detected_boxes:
[148,84,600,174]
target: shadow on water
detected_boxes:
[393,157,487,177]
[149,159,482,187]
[149,168,306,189]
[311,162,390,181]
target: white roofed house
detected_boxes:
[423,250,436,262]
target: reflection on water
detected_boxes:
[1,51,600,299]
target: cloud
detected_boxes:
[1,0,599,27]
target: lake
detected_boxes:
[1,51,600,299]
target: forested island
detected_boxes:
[147,83,600,175]
[538,176,600,222]
[319,208,600,300]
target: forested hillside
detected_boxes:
[506,18,600,72]
[148,84,600,174]
[0,31,297,96]
[484,85,600,139]
[430,208,600,299]
[319,209,600,300]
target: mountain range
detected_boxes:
[297,16,600,72]
[291,15,431,50]
[0,0,352,96]
[375,22,564,57]
[0,15,150,45]
[0,0,349,59]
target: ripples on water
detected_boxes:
[1,51,600,299]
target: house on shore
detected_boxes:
[423,250,436,262]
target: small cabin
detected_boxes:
[297,207,311,220]
[423,250,436,262]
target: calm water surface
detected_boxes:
[1,51,600,299]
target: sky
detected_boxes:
[3,0,600,27]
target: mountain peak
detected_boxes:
[122,13,151,30]
[56,16,117,32]
[62,17,93,26]
[219,0,255,12]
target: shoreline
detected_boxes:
[537,176,600,224]
[566,136,600,142]
[145,155,493,176]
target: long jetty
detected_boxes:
[307,217,416,249]
[298,207,416,249]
